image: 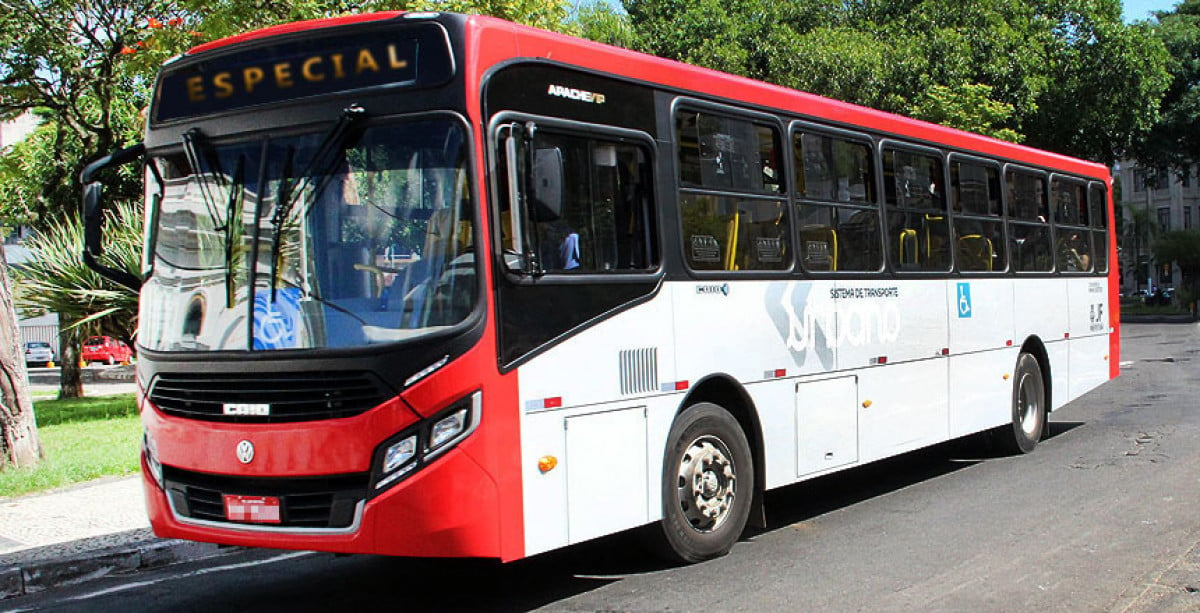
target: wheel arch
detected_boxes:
[678,373,767,529]
[1019,336,1052,412]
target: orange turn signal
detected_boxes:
[538,456,558,473]
[862,400,872,408]
[1003,373,1011,380]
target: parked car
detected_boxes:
[81,336,133,365]
[23,341,56,367]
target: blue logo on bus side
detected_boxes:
[957,283,972,318]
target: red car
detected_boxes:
[81,336,133,365]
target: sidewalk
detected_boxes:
[0,474,234,600]
[1,377,233,600]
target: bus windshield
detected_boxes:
[140,118,476,352]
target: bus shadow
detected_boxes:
[259,421,1090,612]
[751,419,1086,535]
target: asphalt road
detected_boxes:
[6,323,1199,612]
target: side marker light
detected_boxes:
[538,456,558,473]
[862,400,872,408]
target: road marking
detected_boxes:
[61,551,314,602]
[1119,361,1134,368]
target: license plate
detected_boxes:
[224,494,281,523]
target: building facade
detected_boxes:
[1113,160,1200,294]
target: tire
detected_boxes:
[105,355,116,366]
[652,402,754,563]
[1002,352,1046,454]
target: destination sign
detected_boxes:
[153,24,453,123]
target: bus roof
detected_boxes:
[463,14,1109,181]
[180,11,1109,181]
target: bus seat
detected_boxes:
[800,224,838,271]
[957,234,994,271]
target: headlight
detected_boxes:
[430,409,467,450]
[370,391,481,495]
[383,435,417,473]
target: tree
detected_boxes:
[0,245,39,468]
[1153,230,1200,312]
[1126,204,1159,291]
[12,200,143,399]
[621,0,1170,163]
[1131,0,1200,173]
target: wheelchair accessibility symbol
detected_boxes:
[957,283,972,318]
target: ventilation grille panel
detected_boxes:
[619,348,658,395]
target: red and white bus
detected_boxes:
[82,11,1119,563]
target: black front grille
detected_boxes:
[163,466,369,529]
[149,371,394,423]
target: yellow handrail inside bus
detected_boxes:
[957,234,994,271]
[725,213,740,271]
[898,228,918,266]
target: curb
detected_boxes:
[0,534,237,600]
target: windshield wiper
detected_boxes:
[268,104,366,300]
[222,156,246,308]
[181,129,227,234]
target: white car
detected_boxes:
[23,341,56,367]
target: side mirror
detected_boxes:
[80,143,145,291]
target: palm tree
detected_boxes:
[12,201,141,399]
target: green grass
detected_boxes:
[0,394,141,498]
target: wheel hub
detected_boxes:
[677,436,736,532]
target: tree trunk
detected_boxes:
[0,244,42,468]
[58,320,84,399]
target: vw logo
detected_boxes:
[236,440,255,464]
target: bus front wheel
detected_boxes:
[1003,352,1046,454]
[653,402,753,563]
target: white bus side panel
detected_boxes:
[517,291,677,556]
[1013,278,1069,410]
[672,280,839,382]
[1066,277,1112,403]
[948,348,1021,438]
[947,278,1015,354]
[857,359,950,464]
[835,280,948,369]
[945,278,1017,438]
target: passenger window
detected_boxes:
[1051,177,1091,273]
[794,133,875,203]
[498,125,657,275]
[950,160,1005,272]
[681,194,789,271]
[1006,169,1053,272]
[884,147,949,271]
[677,111,782,194]
[793,129,880,272]
[1007,170,1047,221]
[1089,184,1108,273]
[677,109,789,272]
[1051,178,1089,226]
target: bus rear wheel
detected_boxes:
[1002,352,1046,454]
[653,402,753,563]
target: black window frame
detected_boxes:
[948,153,1008,275]
[880,140,952,274]
[1087,181,1110,274]
[1004,164,1055,274]
[1050,174,1092,275]
[672,99,793,277]
[790,120,884,275]
[487,111,664,286]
